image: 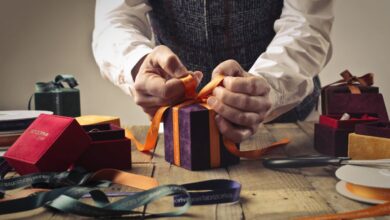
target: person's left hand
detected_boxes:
[207,60,272,143]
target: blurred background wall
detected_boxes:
[0,0,389,125]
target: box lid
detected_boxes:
[4,114,91,174]
[321,90,388,121]
[355,122,390,138]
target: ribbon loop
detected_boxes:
[340,70,373,87]
[35,74,78,92]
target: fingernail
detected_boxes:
[207,97,217,106]
[212,86,221,96]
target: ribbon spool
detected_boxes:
[296,165,390,220]
[335,165,390,204]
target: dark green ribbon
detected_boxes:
[35,74,78,92]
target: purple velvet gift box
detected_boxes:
[163,104,239,170]
[321,85,388,121]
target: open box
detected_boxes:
[314,114,379,157]
[75,123,131,171]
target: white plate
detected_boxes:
[0,110,52,122]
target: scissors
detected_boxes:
[262,156,390,169]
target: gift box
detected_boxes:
[4,114,91,175]
[75,123,131,171]
[348,122,390,159]
[34,75,81,117]
[314,114,379,156]
[321,71,388,121]
[163,104,239,170]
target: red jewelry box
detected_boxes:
[75,124,131,171]
[314,114,379,156]
[4,114,91,175]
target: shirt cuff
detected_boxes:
[123,46,153,84]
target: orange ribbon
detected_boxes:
[296,182,390,220]
[324,70,374,94]
[345,182,390,202]
[296,202,390,220]
[127,74,290,167]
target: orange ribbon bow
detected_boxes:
[126,74,289,167]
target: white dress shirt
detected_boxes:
[92,0,334,122]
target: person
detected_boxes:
[92,0,333,143]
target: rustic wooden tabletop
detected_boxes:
[3,122,389,220]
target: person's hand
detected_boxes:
[207,60,271,143]
[132,45,202,118]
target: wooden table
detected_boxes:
[4,122,389,219]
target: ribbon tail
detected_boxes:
[295,202,390,220]
[223,138,290,160]
[88,169,159,190]
[126,106,170,152]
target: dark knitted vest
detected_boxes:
[148,0,320,122]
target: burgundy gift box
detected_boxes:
[75,123,131,171]
[4,114,91,175]
[163,104,239,170]
[314,114,379,156]
[355,122,390,138]
[321,85,388,121]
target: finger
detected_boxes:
[133,92,168,107]
[149,46,188,78]
[213,86,271,113]
[135,71,185,99]
[215,114,253,143]
[212,59,244,78]
[207,96,262,127]
[223,76,270,96]
[142,107,159,119]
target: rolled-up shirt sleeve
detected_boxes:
[92,0,153,96]
[249,0,334,122]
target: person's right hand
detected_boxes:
[132,45,202,119]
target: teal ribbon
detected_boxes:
[0,185,190,217]
[0,161,240,218]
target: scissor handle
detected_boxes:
[262,156,349,168]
